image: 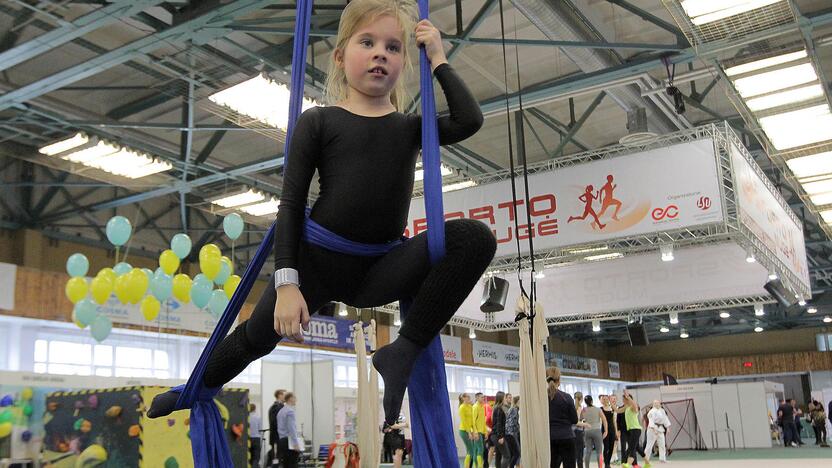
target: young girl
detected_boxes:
[459,394,477,468]
[148,0,494,432]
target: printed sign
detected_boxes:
[609,361,621,379]
[472,341,520,369]
[440,334,462,362]
[548,352,599,376]
[0,262,15,311]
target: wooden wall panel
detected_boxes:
[633,352,832,382]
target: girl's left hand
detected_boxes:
[415,19,447,68]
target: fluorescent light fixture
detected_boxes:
[211,189,265,208]
[719,311,731,319]
[725,50,808,77]
[786,151,832,178]
[746,253,756,263]
[393,312,402,327]
[660,244,674,262]
[680,329,689,339]
[567,246,609,254]
[584,252,623,261]
[414,164,453,182]
[804,179,832,196]
[754,326,764,333]
[39,133,89,156]
[240,198,280,217]
[669,312,679,324]
[733,63,816,98]
[659,325,670,333]
[745,84,824,111]
[592,320,601,332]
[824,316,832,323]
[811,192,832,206]
[798,298,807,306]
[469,328,477,339]
[338,304,348,317]
[755,303,765,316]
[209,75,319,130]
[759,104,832,150]
[768,272,779,281]
[442,180,477,193]
[682,0,784,26]
[808,307,818,314]
[534,271,545,279]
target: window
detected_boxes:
[33,339,92,376]
[462,372,505,395]
[33,338,170,378]
[334,363,358,388]
[231,359,261,384]
[818,333,832,352]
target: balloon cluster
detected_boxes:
[0,388,34,440]
[64,214,246,342]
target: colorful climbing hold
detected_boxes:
[128,425,140,437]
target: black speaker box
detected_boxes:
[480,276,509,313]
[627,322,649,346]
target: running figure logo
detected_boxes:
[597,175,622,221]
[568,184,606,229]
[567,173,651,233]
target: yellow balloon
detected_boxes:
[97,267,117,284]
[200,256,221,280]
[90,275,113,305]
[140,295,161,321]
[21,388,33,401]
[114,274,131,304]
[172,274,192,303]
[65,277,88,304]
[159,249,180,276]
[126,268,149,304]
[223,274,241,299]
[221,256,234,275]
[0,422,11,438]
[199,244,221,263]
[71,310,87,329]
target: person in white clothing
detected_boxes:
[644,400,671,465]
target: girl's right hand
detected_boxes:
[274,284,310,342]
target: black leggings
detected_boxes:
[624,429,644,463]
[551,438,577,468]
[603,432,615,466]
[506,434,520,467]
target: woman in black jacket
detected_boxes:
[490,391,511,468]
[548,367,579,468]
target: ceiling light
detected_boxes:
[239,198,280,217]
[660,325,670,333]
[39,133,90,156]
[787,151,832,179]
[442,180,477,193]
[567,245,609,254]
[40,135,172,179]
[680,329,689,339]
[824,316,832,323]
[746,253,756,263]
[768,272,779,281]
[534,271,545,279]
[682,0,784,26]
[338,304,348,317]
[414,164,453,182]
[393,312,402,327]
[660,244,674,262]
[211,189,265,208]
[669,312,679,325]
[808,307,818,314]
[592,320,601,332]
[798,298,807,306]
[720,311,731,319]
[819,210,832,224]
[759,104,832,150]
[811,192,832,206]
[584,252,623,261]
[755,304,765,316]
[733,63,816,98]
[745,84,824,111]
[469,328,477,339]
[725,50,808,76]
[803,179,832,195]
[209,75,319,130]
[754,326,764,333]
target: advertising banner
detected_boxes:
[409,139,724,257]
[546,352,599,376]
[729,143,811,290]
[472,341,520,369]
[440,334,462,362]
[609,361,621,379]
[0,262,15,311]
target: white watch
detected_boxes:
[274,268,300,289]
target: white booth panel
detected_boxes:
[261,361,295,436]
[294,360,335,453]
[711,384,743,448]
[737,382,773,448]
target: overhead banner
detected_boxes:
[440,334,462,362]
[0,262,15,311]
[297,315,368,351]
[472,341,520,369]
[409,139,724,257]
[729,143,810,290]
[609,361,621,379]
[547,352,599,376]
[98,296,218,335]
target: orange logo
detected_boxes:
[651,205,679,221]
[697,196,711,210]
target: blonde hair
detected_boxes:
[547,367,561,400]
[324,0,418,112]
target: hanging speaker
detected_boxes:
[480,276,509,313]
[627,322,649,346]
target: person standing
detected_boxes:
[600,395,617,468]
[581,395,607,468]
[277,393,301,468]
[249,403,263,468]
[460,394,477,468]
[268,389,287,465]
[778,398,797,447]
[812,403,828,447]
[506,396,521,468]
[548,367,578,468]
[574,392,586,464]
[490,392,511,468]
[614,394,627,464]
[792,399,805,446]
[473,392,488,468]
[644,400,671,465]
[616,392,645,468]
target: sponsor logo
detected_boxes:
[697,196,711,211]
[304,320,338,340]
[477,349,499,360]
[651,205,679,221]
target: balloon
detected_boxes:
[141,268,153,283]
[190,277,213,309]
[65,277,88,304]
[90,315,112,343]
[23,404,32,417]
[150,271,173,302]
[172,274,192,303]
[21,430,32,442]
[0,410,10,422]
[90,275,113,305]
[21,388,33,401]
[200,256,221,280]
[126,268,149,304]
[66,253,89,278]
[199,244,221,264]
[0,422,10,438]
[97,267,116,284]
[171,233,192,259]
[221,256,234,275]
[114,275,131,303]
[223,274,241,299]
[208,289,229,317]
[74,299,97,326]
[140,296,161,321]
[105,216,132,246]
[113,262,132,276]
[193,273,208,284]
[223,213,244,240]
[159,249,180,275]
[214,258,231,286]
[0,396,11,407]
[72,311,86,329]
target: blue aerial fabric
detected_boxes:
[177,0,457,466]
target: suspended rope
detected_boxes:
[172,0,457,466]
[353,320,381,467]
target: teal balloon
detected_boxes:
[113,262,132,276]
[193,273,208,284]
[90,315,112,343]
[141,268,153,282]
[74,299,98,326]
[214,261,231,286]
[170,233,192,259]
[105,216,132,246]
[223,213,244,241]
[208,289,229,317]
[191,279,213,309]
[150,271,173,302]
[66,253,89,278]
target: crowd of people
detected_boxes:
[249,389,302,468]
[776,398,831,448]
[458,391,521,468]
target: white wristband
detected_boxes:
[274,268,300,290]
